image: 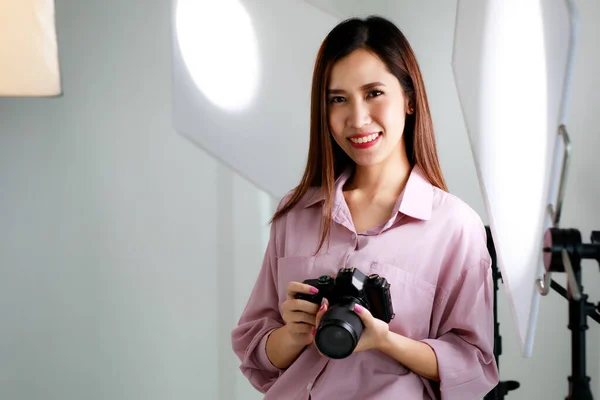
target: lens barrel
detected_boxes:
[314,300,364,359]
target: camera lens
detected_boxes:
[314,300,364,359]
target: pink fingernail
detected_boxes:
[310,287,319,294]
[311,327,316,336]
[319,304,325,312]
[354,304,364,313]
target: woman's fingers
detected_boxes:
[290,321,314,334]
[289,310,318,325]
[286,281,319,300]
[314,298,328,329]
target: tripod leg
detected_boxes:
[484,226,520,399]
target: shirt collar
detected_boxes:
[302,170,349,209]
[397,165,433,220]
[302,164,433,221]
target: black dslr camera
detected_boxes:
[295,267,395,359]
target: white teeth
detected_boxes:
[350,133,379,144]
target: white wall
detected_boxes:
[1,1,599,400]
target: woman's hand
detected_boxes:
[280,281,321,347]
[314,299,390,353]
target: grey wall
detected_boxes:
[1,0,599,399]
[0,0,267,399]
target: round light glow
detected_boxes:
[175,0,260,112]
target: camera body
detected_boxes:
[296,267,395,323]
[295,267,395,359]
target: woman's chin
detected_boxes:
[349,154,386,168]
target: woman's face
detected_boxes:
[327,48,412,167]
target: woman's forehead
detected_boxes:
[328,50,394,89]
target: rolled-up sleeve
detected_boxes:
[421,259,499,400]
[231,219,285,393]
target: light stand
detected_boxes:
[541,228,600,400]
[531,125,600,400]
[484,224,600,400]
[484,226,520,400]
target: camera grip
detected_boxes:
[294,291,323,304]
[294,276,333,304]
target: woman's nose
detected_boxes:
[348,101,371,128]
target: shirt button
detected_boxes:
[306,383,313,390]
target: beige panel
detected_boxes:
[0,0,61,96]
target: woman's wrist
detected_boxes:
[376,331,440,382]
[266,325,308,369]
[377,330,402,353]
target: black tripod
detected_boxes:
[484,226,520,399]
[484,225,600,399]
[540,228,600,400]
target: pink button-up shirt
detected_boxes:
[231,165,499,400]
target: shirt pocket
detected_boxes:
[275,255,315,306]
[368,261,436,340]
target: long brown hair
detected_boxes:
[272,15,447,253]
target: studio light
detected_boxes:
[454,0,600,399]
[174,0,260,112]
[171,0,338,199]
[0,0,61,97]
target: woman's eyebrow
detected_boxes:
[327,81,386,95]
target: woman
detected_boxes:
[231,15,499,400]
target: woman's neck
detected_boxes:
[344,151,411,199]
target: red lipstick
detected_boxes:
[347,132,381,149]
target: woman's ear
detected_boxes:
[405,97,414,115]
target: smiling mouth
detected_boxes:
[348,132,381,144]
[347,132,382,149]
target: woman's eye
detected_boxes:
[368,90,383,98]
[329,96,345,103]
